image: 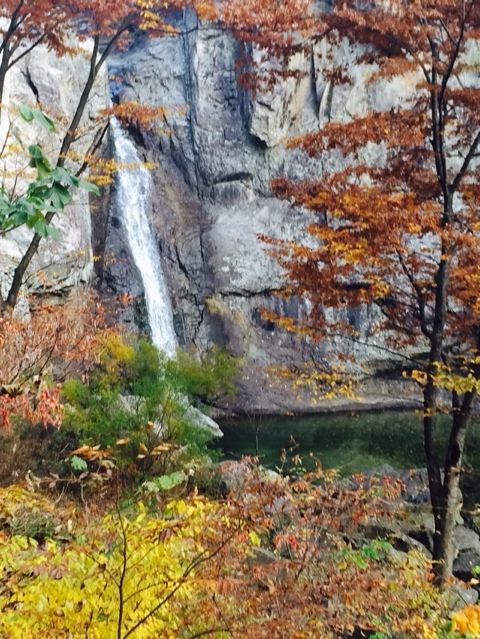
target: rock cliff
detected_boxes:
[0,18,416,412]
[0,41,107,306]
[95,12,416,412]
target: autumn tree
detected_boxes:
[0,1,75,120]
[224,0,480,586]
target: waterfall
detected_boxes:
[111,118,177,357]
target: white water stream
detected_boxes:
[111,118,177,357]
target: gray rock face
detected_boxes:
[447,584,479,608]
[0,40,107,304]
[0,20,472,414]
[454,549,480,582]
[98,16,422,411]
[455,526,480,555]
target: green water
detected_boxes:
[217,411,480,483]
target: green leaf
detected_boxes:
[30,216,49,237]
[32,108,55,132]
[19,106,55,132]
[49,183,71,209]
[28,144,45,160]
[78,179,100,196]
[52,167,79,187]
[142,471,186,493]
[27,194,47,207]
[44,224,60,240]
[5,209,29,228]
[24,211,58,238]
[19,104,34,122]
[69,455,88,473]
[142,481,160,494]
[28,145,52,179]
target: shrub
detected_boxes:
[8,506,55,541]
[61,335,237,473]
[0,470,455,639]
[0,495,227,639]
[165,345,239,405]
[0,294,108,432]
[0,485,56,541]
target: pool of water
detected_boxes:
[217,411,480,501]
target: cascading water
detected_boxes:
[111,117,177,357]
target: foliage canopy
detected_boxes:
[222,0,480,586]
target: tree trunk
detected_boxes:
[435,462,463,586]
[5,222,51,308]
[423,246,450,573]
[433,395,474,586]
[0,52,9,124]
[0,33,13,125]
[423,385,444,563]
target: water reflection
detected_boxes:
[218,411,480,502]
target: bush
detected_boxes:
[165,345,239,404]
[0,471,454,639]
[0,485,56,541]
[0,424,68,486]
[61,335,237,474]
[0,494,225,639]
[0,333,237,486]
[8,507,55,541]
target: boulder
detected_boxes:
[215,459,256,495]
[454,550,480,582]
[184,405,223,438]
[214,459,281,495]
[366,465,430,504]
[248,546,277,565]
[447,584,479,609]
[120,393,223,438]
[455,526,480,554]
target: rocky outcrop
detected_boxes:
[0,18,422,412]
[98,14,419,412]
[0,41,107,305]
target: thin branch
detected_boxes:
[396,250,433,340]
[438,0,473,105]
[333,333,426,368]
[438,18,456,46]
[8,32,47,69]
[0,1,26,56]
[116,500,128,639]
[451,128,480,192]
[75,122,110,178]
[95,25,131,74]
[122,528,240,639]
